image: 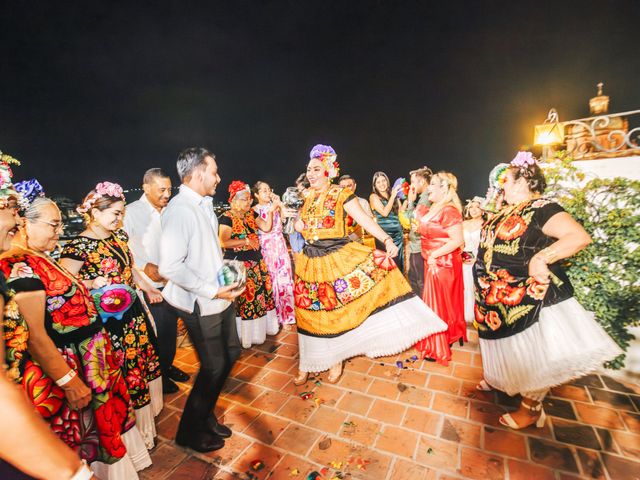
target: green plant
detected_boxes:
[542,152,640,369]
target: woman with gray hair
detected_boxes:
[0,184,152,479]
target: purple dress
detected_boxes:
[255,204,296,325]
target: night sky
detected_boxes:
[2,1,639,203]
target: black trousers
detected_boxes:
[176,302,240,439]
[408,252,425,297]
[147,295,181,377]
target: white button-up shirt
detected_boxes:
[158,184,230,315]
[123,194,164,288]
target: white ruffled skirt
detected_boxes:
[479,297,622,397]
[298,296,447,373]
[236,309,279,348]
[89,426,151,479]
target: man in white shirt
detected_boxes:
[123,168,189,395]
[338,174,373,242]
[159,148,244,453]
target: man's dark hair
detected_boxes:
[142,168,170,185]
[338,174,354,183]
[176,147,215,181]
[409,166,432,182]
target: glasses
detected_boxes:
[34,219,64,233]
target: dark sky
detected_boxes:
[1,1,639,203]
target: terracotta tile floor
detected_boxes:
[140,327,640,480]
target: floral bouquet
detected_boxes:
[91,284,137,322]
[217,259,247,289]
[392,177,410,201]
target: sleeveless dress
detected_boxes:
[0,251,151,479]
[373,196,405,273]
[463,226,481,322]
[255,204,295,326]
[219,210,277,348]
[413,205,467,364]
[61,230,162,450]
[294,185,448,372]
[474,198,621,397]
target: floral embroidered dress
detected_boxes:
[294,185,447,372]
[0,250,150,478]
[61,230,162,449]
[255,204,295,326]
[219,210,277,348]
[413,204,467,364]
[473,198,621,397]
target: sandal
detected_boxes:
[499,400,546,430]
[326,362,343,384]
[293,370,308,386]
[476,379,493,392]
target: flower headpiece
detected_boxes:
[0,150,20,202]
[309,144,340,180]
[510,151,537,168]
[466,196,486,207]
[77,181,126,214]
[14,178,45,210]
[228,180,250,203]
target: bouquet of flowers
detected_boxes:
[91,284,137,322]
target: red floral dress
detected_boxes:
[61,230,161,410]
[219,211,275,320]
[474,199,573,339]
[413,204,467,363]
[0,251,133,465]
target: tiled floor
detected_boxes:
[140,327,640,480]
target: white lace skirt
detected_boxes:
[479,297,622,396]
[236,309,279,348]
[298,296,447,373]
[463,263,475,322]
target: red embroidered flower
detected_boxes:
[501,286,526,306]
[244,278,256,302]
[100,257,118,275]
[22,361,65,418]
[348,276,361,290]
[526,278,549,300]
[50,404,82,449]
[37,258,70,296]
[485,280,508,305]
[486,311,502,331]
[94,397,128,458]
[474,304,485,323]
[322,216,335,228]
[497,215,528,241]
[496,269,516,282]
[346,216,354,227]
[294,280,311,308]
[317,282,338,309]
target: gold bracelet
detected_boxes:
[540,247,558,264]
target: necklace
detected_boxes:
[300,186,331,242]
[88,226,131,269]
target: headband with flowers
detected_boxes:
[14,178,45,211]
[309,144,340,180]
[510,151,537,168]
[228,180,250,203]
[77,181,126,214]
[0,150,20,206]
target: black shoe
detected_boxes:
[163,378,180,394]
[175,432,225,453]
[168,365,190,382]
[206,417,232,438]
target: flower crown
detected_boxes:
[309,144,340,180]
[510,151,537,168]
[0,150,20,205]
[77,181,125,214]
[14,178,45,210]
[228,180,250,202]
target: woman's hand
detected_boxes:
[384,238,399,258]
[427,254,437,267]
[91,276,108,289]
[248,235,260,250]
[407,185,417,204]
[62,375,92,410]
[529,255,551,284]
[391,185,402,198]
[145,287,164,304]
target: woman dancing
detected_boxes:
[473,152,621,429]
[293,145,447,385]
